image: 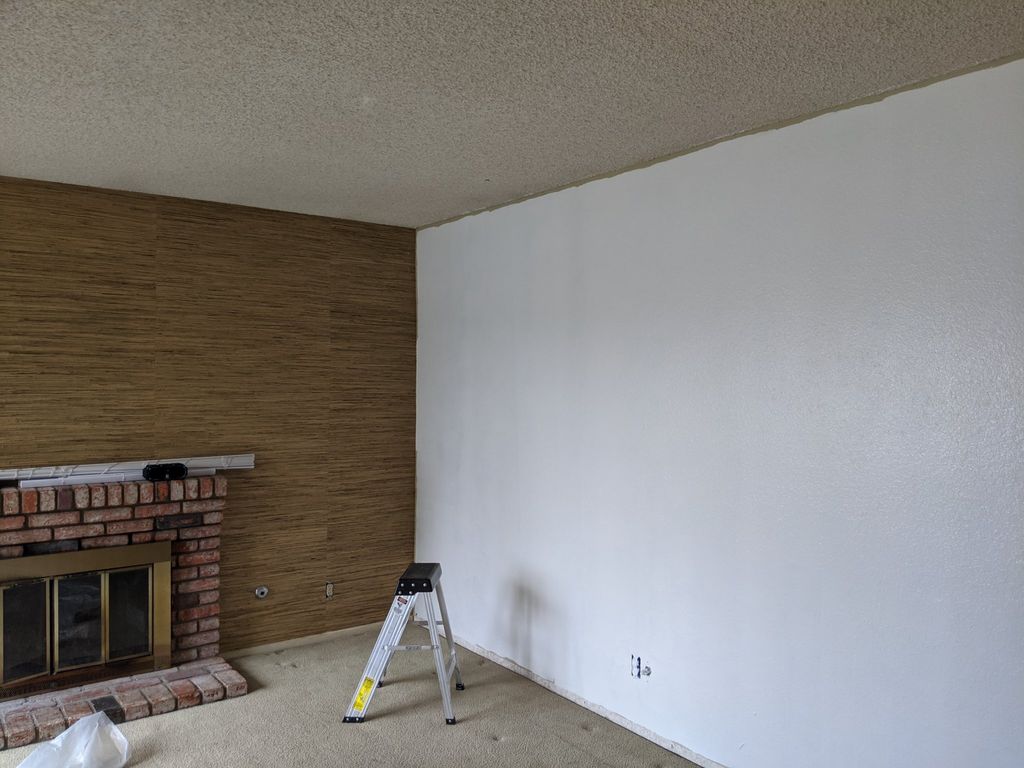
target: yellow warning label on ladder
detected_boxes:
[353,677,375,712]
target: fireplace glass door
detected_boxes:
[1,579,50,685]
[1,566,153,685]
[107,567,152,661]
[54,572,104,671]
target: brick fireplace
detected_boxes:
[0,474,247,749]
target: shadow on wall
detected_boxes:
[498,575,565,684]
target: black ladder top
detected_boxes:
[396,562,442,595]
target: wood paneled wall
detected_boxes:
[0,176,416,651]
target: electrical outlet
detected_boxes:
[325,581,334,599]
[630,654,652,679]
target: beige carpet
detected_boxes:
[0,625,696,767]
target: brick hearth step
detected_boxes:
[0,658,247,750]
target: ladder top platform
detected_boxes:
[396,562,442,595]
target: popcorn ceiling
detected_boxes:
[1,1,1021,228]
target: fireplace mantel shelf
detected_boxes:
[0,454,254,489]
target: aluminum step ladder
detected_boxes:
[343,562,464,724]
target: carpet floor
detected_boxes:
[0,625,696,767]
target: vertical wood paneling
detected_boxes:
[0,176,416,650]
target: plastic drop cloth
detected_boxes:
[16,712,129,768]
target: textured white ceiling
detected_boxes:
[2,1,1023,228]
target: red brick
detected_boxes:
[27,511,79,528]
[177,549,219,566]
[0,545,24,558]
[214,475,228,497]
[0,516,25,531]
[73,486,90,509]
[2,709,36,747]
[114,689,149,720]
[57,699,94,726]
[178,577,219,594]
[0,529,51,546]
[198,589,219,605]
[199,477,214,498]
[20,692,55,709]
[130,668,167,683]
[60,687,109,704]
[172,621,198,637]
[162,667,198,681]
[179,524,221,540]
[197,644,221,659]
[203,659,229,671]
[169,480,184,501]
[112,679,152,693]
[107,518,153,535]
[198,563,220,578]
[89,485,106,508]
[189,673,224,703]
[170,649,199,666]
[37,488,56,512]
[141,684,176,715]
[176,630,219,649]
[106,483,123,506]
[213,669,247,697]
[153,529,178,541]
[154,482,170,502]
[172,566,198,581]
[165,679,200,707]
[138,482,154,504]
[82,535,130,549]
[1,489,19,515]
[198,537,220,550]
[30,705,66,740]
[134,502,181,519]
[155,513,201,529]
[172,539,198,553]
[20,490,38,514]
[184,478,199,500]
[182,499,225,514]
[132,532,154,544]
[178,657,219,671]
[122,482,139,505]
[54,524,104,540]
[56,487,74,510]
[197,616,220,632]
[203,511,224,525]
[176,604,219,622]
[83,507,131,523]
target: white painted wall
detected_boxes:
[416,59,1024,768]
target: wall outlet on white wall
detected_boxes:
[631,654,652,679]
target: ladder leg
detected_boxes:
[423,593,456,724]
[434,580,464,690]
[343,594,416,722]
[378,645,395,687]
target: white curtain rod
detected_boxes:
[0,453,255,487]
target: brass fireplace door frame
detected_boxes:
[0,542,171,687]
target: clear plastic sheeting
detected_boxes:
[16,712,130,768]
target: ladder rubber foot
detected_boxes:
[455,683,465,691]
[343,716,365,723]
[445,718,457,725]
[377,681,384,687]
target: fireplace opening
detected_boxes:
[0,543,171,698]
